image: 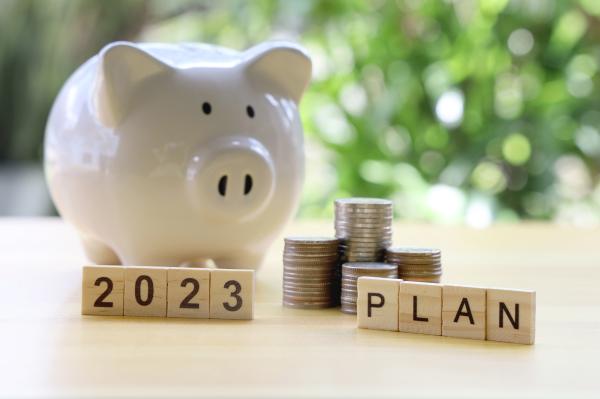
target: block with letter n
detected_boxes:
[486,288,535,344]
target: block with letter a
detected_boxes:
[442,284,486,340]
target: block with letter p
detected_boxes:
[357,277,400,331]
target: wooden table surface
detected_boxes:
[1,218,598,398]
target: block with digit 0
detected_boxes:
[124,266,168,317]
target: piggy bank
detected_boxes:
[44,41,311,268]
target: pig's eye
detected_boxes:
[246,105,255,119]
[202,102,212,115]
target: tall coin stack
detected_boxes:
[340,262,398,314]
[334,198,393,263]
[283,237,340,309]
[385,247,442,283]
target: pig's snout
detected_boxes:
[186,137,275,222]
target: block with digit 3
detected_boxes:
[486,288,536,345]
[81,265,125,316]
[357,277,400,331]
[124,266,168,317]
[442,284,486,340]
[167,268,210,318]
[209,269,254,320]
[399,281,442,336]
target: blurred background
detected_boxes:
[1,0,600,227]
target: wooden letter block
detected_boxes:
[357,277,400,331]
[486,288,536,345]
[124,267,167,317]
[442,285,486,340]
[81,265,124,316]
[398,281,442,336]
[209,269,254,320]
[167,268,210,319]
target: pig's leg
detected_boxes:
[213,252,266,270]
[80,234,121,265]
[179,259,212,268]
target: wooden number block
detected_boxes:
[167,268,210,319]
[209,269,254,320]
[124,267,167,317]
[81,265,124,316]
[398,281,442,336]
[486,288,536,345]
[357,277,400,331]
[442,285,486,340]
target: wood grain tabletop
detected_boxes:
[0,218,598,398]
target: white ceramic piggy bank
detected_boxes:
[44,41,311,268]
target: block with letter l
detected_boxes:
[399,281,442,335]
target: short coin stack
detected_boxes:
[283,237,340,309]
[340,262,398,314]
[385,247,442,283]
[335,198,393,263]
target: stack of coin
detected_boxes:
[340,262,398,314]
[283,237,340,309]
[335,198,393,263]
[385,247,442,283]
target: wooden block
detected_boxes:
[209,269,254,320]
[442,284,486,340]
[486,288,536,344]
[124,266,167,317]
[357,277,400,331]
[81,265,124,316]
[167,268,210,319]
[398,281,442,336]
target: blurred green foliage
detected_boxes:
[1,0,600,224]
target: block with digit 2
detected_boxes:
[81,265,125,316]
[167,268,210,319]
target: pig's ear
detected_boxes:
[244,42,312,103]
[94,42,172,127]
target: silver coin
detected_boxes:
[386,247,441,255]
[342,262,396,270]
[283,300,336,309]
[285,236,339,244]
[335,197,392,205]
